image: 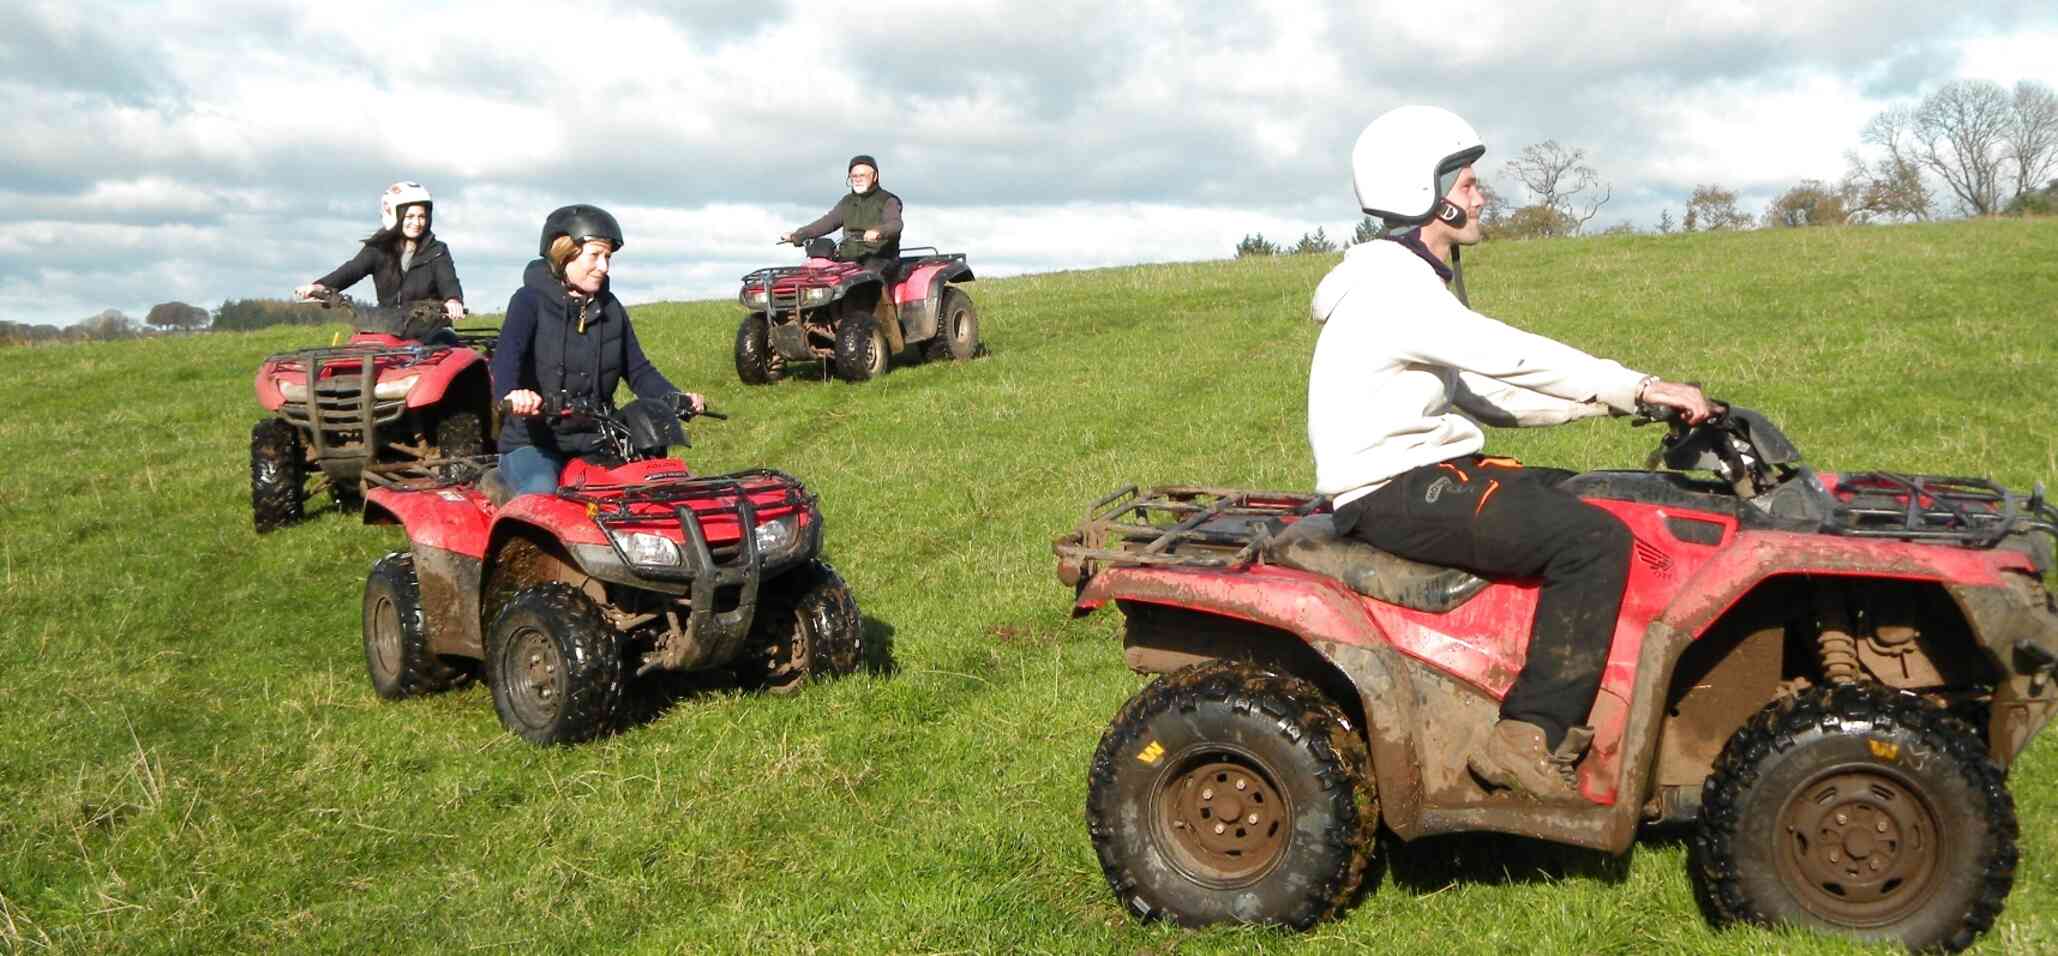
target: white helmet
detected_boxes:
[1350,106,1485,226]
[379,181,434,230]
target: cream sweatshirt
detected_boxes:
[1307,239,1648,507]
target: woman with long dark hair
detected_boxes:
[295,181,465,322]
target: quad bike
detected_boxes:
[249,290,499,532]
[1053,404,2058,952]
[358,394,865,745]
[733,237,978,384]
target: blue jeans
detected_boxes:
[499,445,566,497]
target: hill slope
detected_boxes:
[2,219,2056,954]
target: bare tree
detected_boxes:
[1840,148,1933,222]
[2008,80,2058,204]
[1868,81,2013,215]
[1501,140,1611,234]
[1685,185,1752,231]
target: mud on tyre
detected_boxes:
[735,312,783,385]
[362,551,472,699]
[250,418,307,533]
[923,285,980,362]
[434,409,486,459]
[732,560,863,694]
[1086,659,1378,929]
[486,583,624,745]
[1690,682,2017,953]
[833,316,888,382]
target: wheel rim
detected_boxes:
[868,326,888,374]
[1152,750,1291,887]
[367,592,402,679]
[1774,764,1942,927]
[500,625,565,729]
[949,307,970,345]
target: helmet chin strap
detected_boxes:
[1437,198,1468,229]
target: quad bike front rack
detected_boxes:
[1053,485,1326,579]
[1828,471,2058,551]
[555,469,817,671]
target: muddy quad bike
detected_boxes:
[1053,404,2058,951]
[358,394,865,744]
[734,237,978,384]
[250,290,499,532]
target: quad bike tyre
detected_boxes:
[923,286,980,362]
[1691,683,2017,953]
[1086,660,1378,929]
[362,551,472,699]
[735,312,783,385]
[250,418,307,533]
[732,560,864,694]
[834,316,889,382]
[486,583,624,745]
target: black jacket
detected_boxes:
[315,234,465,308]
[490,259,679,456]
[792,188,904,260]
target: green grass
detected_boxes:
[3,219,2058,954]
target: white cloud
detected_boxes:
[1,0,2054,325]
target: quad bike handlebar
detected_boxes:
[498,394,726,422]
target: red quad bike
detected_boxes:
[733,237,979,384]
[357,396,865,745]
[1053,404,2058,952]
[250,291,498,532]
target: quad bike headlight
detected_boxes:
[276,378,308,401]
[803,286,831,303]
[745,290,768,307]
[373,375,419,400]
[612,530,683,566]
[753,515,799,557]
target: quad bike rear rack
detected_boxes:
[1827,471,2058,550]
[1052,485,1326,576]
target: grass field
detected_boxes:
[2,218,2056,954]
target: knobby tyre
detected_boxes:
[486,583,624,745]
[250,418,306,533]
[923,285,980,362]
[361,551,472,699]
[735,312,782,385]
[1690,682,2016,953]
[1085,660,1378,929]
[833,316,888,382]
[731,560,863,694]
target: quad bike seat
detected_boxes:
[1260,514,1490,613]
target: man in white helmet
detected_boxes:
[1307,105,1712,801]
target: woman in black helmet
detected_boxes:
[490,204,706,497]
[295,181,466,322]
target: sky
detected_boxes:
[3,0,2055,327]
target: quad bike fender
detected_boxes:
[1659,529,2023,637]
[253,364,288,411]
[1074,564,1381,645]
[400,348,489,409]
[894,261,973,341]
[362,487,493,659]
[486,500,690,597]
[361,486,493,558]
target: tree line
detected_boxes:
[1237,77,2057,257]
[0,297,345,349]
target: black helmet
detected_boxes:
[538,204,625,259]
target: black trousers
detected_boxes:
[1334,457,1631,749]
